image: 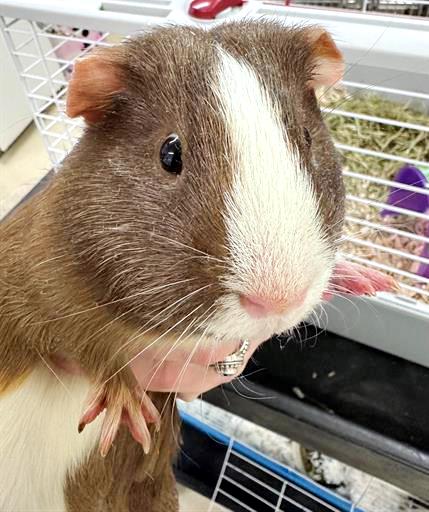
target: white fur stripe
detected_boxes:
[216,49,330,295]
[0,366,103,512]
[207,49,332,341]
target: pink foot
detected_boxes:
[324,260,398,300]
[78,375,160,458]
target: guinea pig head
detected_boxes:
[64,22,388,349]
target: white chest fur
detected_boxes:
[0,365,103,512]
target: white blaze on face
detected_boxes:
[210,49,333,340]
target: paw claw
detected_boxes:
[141,392,161,425]
[123,406,151,454]
[78,377,159,457]
[78,388,106,432]
[99,406,122,457]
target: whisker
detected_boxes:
[86,281,207,347]
[351,476,374,512]
[149,233,225,264]
[236,375,267,397]
[321,66,422,119]
[103,302,208,386]
[297,323,321,348]
[240,367,266,380]
[160,313,215,418]
[185,318,223,406]
[319,23,412,115]
[107,283,214,364]
[166,309,220,446]
[31,277,196,324]
[142,306,217,397]
[119,246,228,268]
[36,349,73,399]
[230,379,275,401]
[162,313,217,447]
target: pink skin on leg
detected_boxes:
[323,260,398,300]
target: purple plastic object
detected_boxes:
[418,223,429,279]
[380,165,429,279]
[381,165,429,217]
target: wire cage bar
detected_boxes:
[177,399,429,512]
[181,411,364,512]
[287,0,429,17]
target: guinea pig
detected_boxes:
[0,20,395,511]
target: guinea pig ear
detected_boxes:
[66,47,125,123]
[306,28,344,89]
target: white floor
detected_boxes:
[0,123,215,511]
[0,122,50,218]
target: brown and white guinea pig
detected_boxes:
[0,20,395,511]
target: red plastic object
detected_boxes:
[188,0,244,19]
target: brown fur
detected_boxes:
[0,369,31,397]
[0,174,181,509]
[0,20,344,509]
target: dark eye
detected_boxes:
[160,134,182,175]
[303,128,312,146]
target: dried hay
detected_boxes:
[322,88,429,303]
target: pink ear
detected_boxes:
[323,260,398,301]
[306,28,344,88]
[66,47,125,123]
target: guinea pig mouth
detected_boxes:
[199,311,306,349]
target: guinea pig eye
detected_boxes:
[160,134,182,175]
[304,128,312,146]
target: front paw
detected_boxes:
[78,372,160,457]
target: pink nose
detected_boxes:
[240,292,306,318]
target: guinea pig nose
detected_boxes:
[239,292,307,318]
[239,294,286,318]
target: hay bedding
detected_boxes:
[321,89,429,304]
